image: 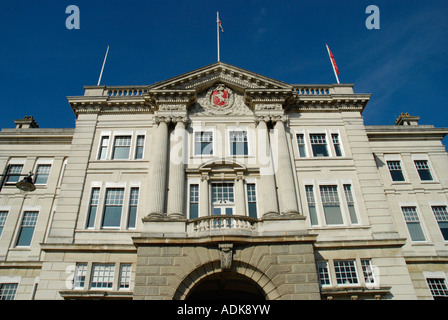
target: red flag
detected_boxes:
[326,44,339,74]
[218,17,224,32]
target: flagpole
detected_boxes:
[326,44,340,84]
[217,11,220,62]
[97,45,110,86]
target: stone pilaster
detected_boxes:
[167,118,188,219]
[146,117,169,218]
[256,118,279,217]
[234,174,246,216]
[199,174,210,217]
[273,117,300,215]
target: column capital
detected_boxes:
[255,114,288,125]
[155,115,189,125]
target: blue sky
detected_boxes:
[1,0,447,145]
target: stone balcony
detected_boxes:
[141,214,308,239]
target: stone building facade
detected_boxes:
[0,62,447,300]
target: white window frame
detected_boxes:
[329,129,344,157]
[33,159,53,186]
[333,259,359,287]
[226,126,251,157]
[411,154,437,182]
[294,129,308,158]
[384,154,408,183]
[245,178,258,218]
[188,179,200,220]
[134,133,146,160]
[399,203,428,242]
[192,126,216,158]
[111,134,133,160]
[97,133,111,160]
[424,272,448,299]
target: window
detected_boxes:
[98,136,109,160]
[34,164,51,185]
[134,135,145,160]
[229,131,248,156]
[414,160,433,181]
[331,134,342,157]
[86,188,100,229]
[246,183,257,218]
[402,206,426,241]
[102,188,124,228]
[0,283,18,300]
[343,184,358,224]
[73,263,88,289]
[361,259,375,285]
[189,184,199,219]
[119,264,132,289]
[426,278,448,299]
[195,132,213,156]
[5,164,23,184]
[112,136,131,160]
[317,261,330,286]
[310,134,328,157]
[432,206,448,240]
[387,161,405,182]
[90,264,115,289]
[305,186,318,226]
[16,211,39,246]
[127,188,139,229]
[212,183,234,216]
[0,211,7,237]
[320,185,343,225]
[334,260,358,285]
[296,134,307,157]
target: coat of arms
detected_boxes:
[210,84,233,110]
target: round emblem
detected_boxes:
[208,84,233,111]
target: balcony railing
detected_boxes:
[189,215,258,233]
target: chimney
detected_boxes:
[394,113,420,126]
[14,116,39,129]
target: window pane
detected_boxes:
[119,264,132,289]
[34,164,51,184]
[310,134,328,157]
[432,206,448,240]
[0,283,18,300]
[343,185,358,224]
[387,161,405,181]
[415,160,433,181]
[195,132,213,155]
[98,136,109,160]
[16,212,38,246]
[296,134,307,157]
[74,263,87,289]
[305,186,318,226]
[102,189,124,228]
[427,278,448,298]
[332,134,342,156]
[320,186,343,225]
[230,131,248,156]
[334,260,358,285]
[112,136,131,159]
[212,183,234,203]
[86,188,100,229]
[6,165,23,184]
[189,184,199,219]
[135,135,145,159]
[91,264,115,289]
[128,188,139,228]
[402,207,426,241]
[247,184,257,218]
[317,261,330,286]
[0,211,8,237]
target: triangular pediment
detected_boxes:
[149,62,292,92]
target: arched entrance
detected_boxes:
[186,272,266,300]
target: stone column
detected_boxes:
[256,118,279,217]
[167,118,187,219]
[274,117,299,215]
[199,174,210,217]
[147,117,169,218]
[234,174,246,216]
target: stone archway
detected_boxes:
[186,272,266,300]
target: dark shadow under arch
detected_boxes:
[185,271,266,300]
